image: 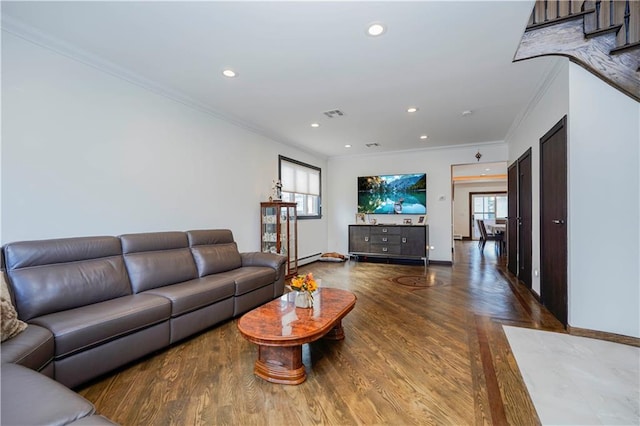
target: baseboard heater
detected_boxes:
[297,252,322,266]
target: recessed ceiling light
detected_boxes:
[367,22,386,37]
[462,110,473,116]
[485,168,491,171]
[345,144,352,148]
[222,69,237,78]
[420,135,428,140]
[310,123,320,128]
[407,107,419,113]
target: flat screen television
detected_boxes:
[358,173,426,214]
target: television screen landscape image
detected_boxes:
[358,173,426,214]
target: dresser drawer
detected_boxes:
[369,234,401,245]
[369,244,401,255]
[370,226,401,237]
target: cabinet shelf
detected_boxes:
[261,201,298,279]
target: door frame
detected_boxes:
[507,162,518,276]
[517,148,533,289]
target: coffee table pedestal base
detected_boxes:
[255,345,306,385]
[323,320,345,340]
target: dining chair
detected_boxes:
[477,219,503,254]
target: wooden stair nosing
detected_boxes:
[610,41,640,55]
[526,9,594,32]
[584,24,623,39]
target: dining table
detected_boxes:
[486,223,506,234]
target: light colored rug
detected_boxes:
[503,325,640,425]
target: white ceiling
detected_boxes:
[2,1,559,158]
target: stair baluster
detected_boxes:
[610,0,614,27]
[544,0,549,22]
[624,0,630,45]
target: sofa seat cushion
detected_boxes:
[30,294,171,359]
[0,324,54,371]
[144,275,235,317]
[218,267,276,296]
[1,363,96,425]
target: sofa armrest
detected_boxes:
[1,363,96,425]
[1,324,54,373]
[240,253,287,279]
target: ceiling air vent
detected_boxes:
[365,143,380,148]
[323,109,344,118]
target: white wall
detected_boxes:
[506,60,570,294]
[453,181,507,238]
[568,63,640,338]
[1,32,328,259]
[326,143,508,263]
[506,58,640,338]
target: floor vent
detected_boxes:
[323,109,344,118]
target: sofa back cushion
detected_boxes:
[187,229,235,246]
[3,236,130,321]
[187,230,242,276]
[121,232,198,293]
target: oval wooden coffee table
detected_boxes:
[237,287,356,385]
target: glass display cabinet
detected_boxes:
[260,201,298,279]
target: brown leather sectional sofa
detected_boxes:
[1,229,286,425]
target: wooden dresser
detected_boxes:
[348,224,429,265]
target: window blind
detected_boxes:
[281,160,320,196]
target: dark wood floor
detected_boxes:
[78,241,565,425]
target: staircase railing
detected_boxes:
[528,0,639,50]
[516,0,639,101]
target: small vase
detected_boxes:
[295,291,313,308]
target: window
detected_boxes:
[471,192,507,239]
[279,156,321,219]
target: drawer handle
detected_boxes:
[382,247,388,252]
[382,237,388,242]
[364,237,369,242]
[402,237,407,243]
[382,228,388,233]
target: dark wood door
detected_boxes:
[517,149,532,289]
[540,116,568,326]
[507,162,518,275]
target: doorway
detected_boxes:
[451,162,508,261]
[540,116,568,327]
[507,162,518,275]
